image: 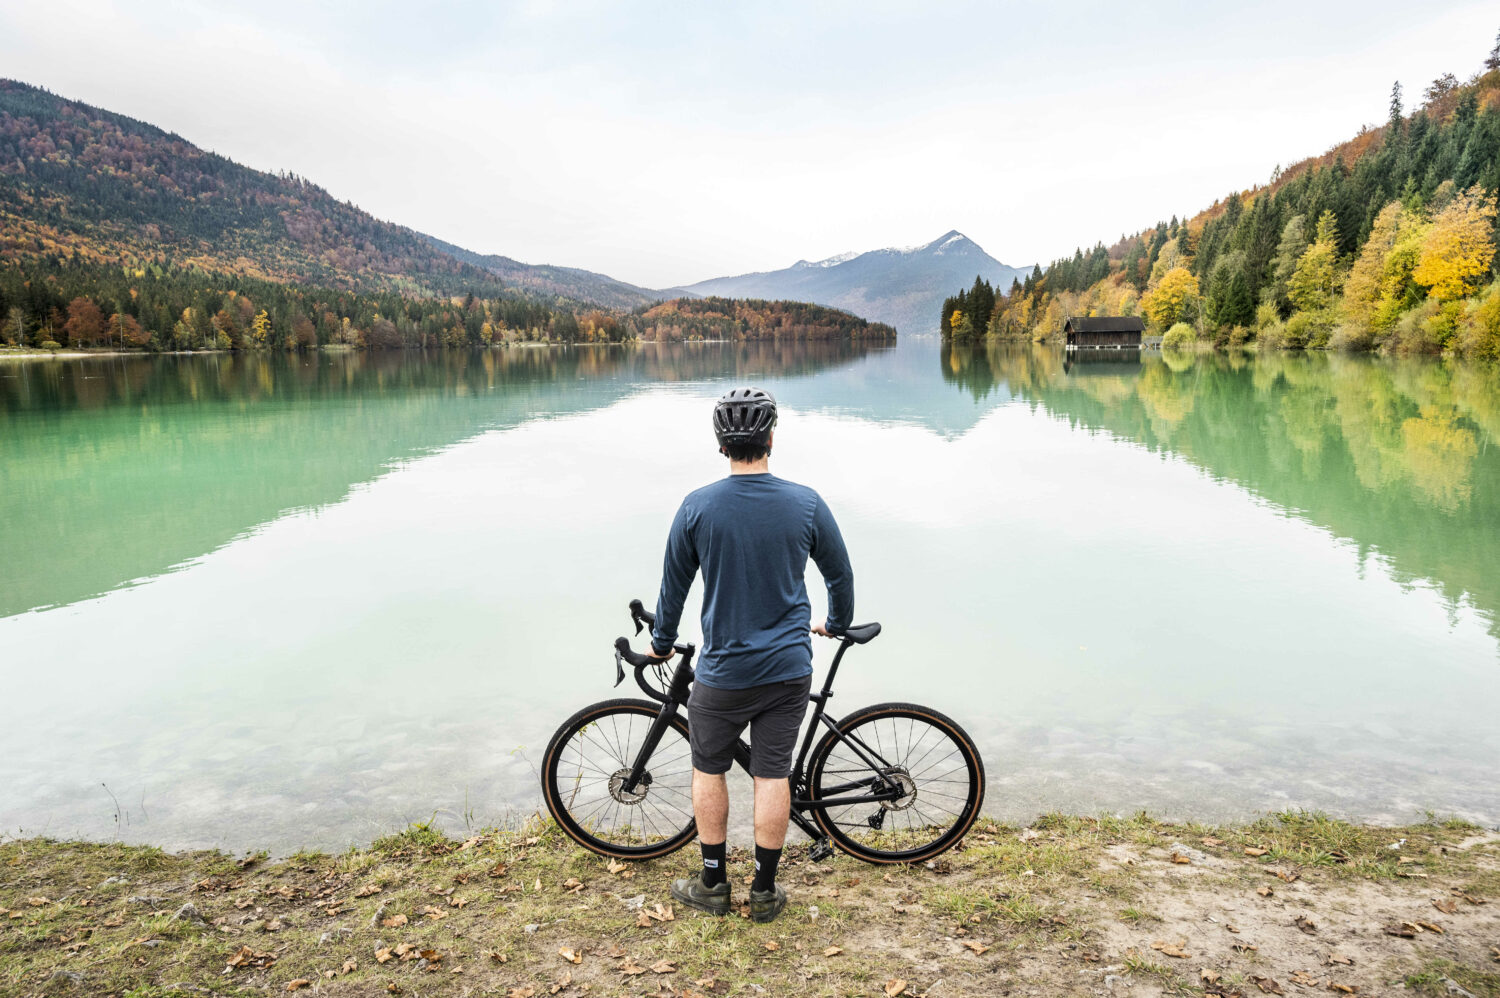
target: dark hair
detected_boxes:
[721,441,770,463]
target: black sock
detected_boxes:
[752,844,781,893]
[699,841,726,887]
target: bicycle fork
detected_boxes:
[619,656,696,795]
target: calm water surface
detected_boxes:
[1,342,1497,852]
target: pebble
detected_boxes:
[173,902,205,924]
[128,895,165,907]
[524,923,540,934]
[48,969,83,984]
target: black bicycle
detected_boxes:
[541,600,985,864]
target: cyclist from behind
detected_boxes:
[647,387,853,924]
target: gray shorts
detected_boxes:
[688,675,812,779]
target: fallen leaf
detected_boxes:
[1249,976,1285,995]
[26,897,50,907]
[421,905,447,920]
[1233,943,1259,954]
[764,941,780,951]
[1201,837,1224,847]
[508,988,536,998]
[620,958,648,976]
[102,915,124,927]
[342,958,357,973]
[651,959,677,973]
[885,980,908,997]
[1328,984,1357,995]
[1432,898,1458,915]
[550,970,572,994]
[1416,921,1444,934]
[607,859,628,874]
[961,940,989,955]
[822,945,843,957]
[1244,847,1269,857]
[635,911,653,928]
[1294,915,1317,934]
[1171,852,1191,864]
[376,947,394,964]
[380,913,408,928]
[1382,923,1418,938]
[1275,869,1300,883]
[559,947,582,964]
[286,980,312,992]
[563,878,585,893]
[225,945,277,970]
[488,863,508,878]
[1290,970,1319,986]
[1201,968,1221,984]
[1257,886,1274,897]
[449,896,467,908]
[604,943,626,958]
[1325,954,1352,966]
[264,919,284,931]
[650,903,674,922]
[1226,924,1240,934]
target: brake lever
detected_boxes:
[630,598,646,635]
[613,646,626,687]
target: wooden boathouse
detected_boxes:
[1063,316,1145,350]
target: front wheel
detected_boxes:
[542,698,698,860]
[806,702,984,864]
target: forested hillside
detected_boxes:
[0,80,519,298]
[630,297,896,343]
[942,44,1500,358]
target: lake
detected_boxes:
[2,342,1497,853]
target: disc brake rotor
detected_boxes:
[880,768,918,811]
[608,768,649,805]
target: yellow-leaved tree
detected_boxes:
[1142,267,1200,329]
[1288,211,1343,313]
[1412,186,1498,301]
[1343,201,1430,330]
[250,309,273,345]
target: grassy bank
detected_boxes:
[2,813,1496,997]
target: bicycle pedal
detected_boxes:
[808,838,834,863]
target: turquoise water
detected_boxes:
[1,343,1497,851]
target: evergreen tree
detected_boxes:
[1487,28,1500,71]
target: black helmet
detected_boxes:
[713,387,777,448]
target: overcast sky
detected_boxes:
[2,1,1495,288]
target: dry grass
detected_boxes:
[0,812,1495,997]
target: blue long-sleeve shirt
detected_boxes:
[650,473,854,690]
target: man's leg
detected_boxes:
[752,776,790,893]
[752,776,790,848]
[692,768,729,887]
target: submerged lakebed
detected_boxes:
[1,342,1497,852]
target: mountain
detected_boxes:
[419,234,675,310]
[682,231,1029,335]
[0,79,659,309]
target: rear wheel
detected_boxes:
[806,702,984,863]
[542,698,698,860]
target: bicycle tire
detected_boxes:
[805,701,984,864]
[542,698,698,861]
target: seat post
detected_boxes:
[821,638,852,698]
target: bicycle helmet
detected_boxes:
[712,387,777,448]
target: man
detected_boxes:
[647,386,853,924]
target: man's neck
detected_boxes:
[729,458,770,476]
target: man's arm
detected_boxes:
[650,501,698,657]
[809,495,853,634]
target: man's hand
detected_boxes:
[811,624,837,638]
[647,646,675,662]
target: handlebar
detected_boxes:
[615,600,691,703]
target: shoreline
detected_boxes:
[3,812,1495,997]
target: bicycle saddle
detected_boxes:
[841,622,881,644]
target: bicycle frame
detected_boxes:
[618,635,905,844]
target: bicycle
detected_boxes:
[541,599,985,865]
